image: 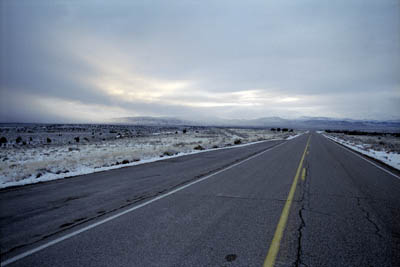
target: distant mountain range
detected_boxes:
[113,116,400,131]
[112,117,195,126]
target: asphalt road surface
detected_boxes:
[1,132,399,266]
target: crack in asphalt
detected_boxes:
[294,162,310,267]
[294,183,308,267]
[356,197,383,239]
[295,202,307,267]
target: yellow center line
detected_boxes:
[301,167,306,181]
[263,135,311,267]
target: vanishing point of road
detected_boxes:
[1,132,399,266]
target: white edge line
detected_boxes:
[322,134,400,180]
[2,140,290,266]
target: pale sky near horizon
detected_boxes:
[1,0,399,123]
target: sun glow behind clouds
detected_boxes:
[90,63,304,109]
[38,21,395,121]
[93,69,303,108]
[1,0,399,122]
[96,76,191,102]
[63,34,306,111]
[79,46,304,109]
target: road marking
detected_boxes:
[1,141,291,266]
[301,167,306,181]
[264,136,310,267]
[324,136,400,180]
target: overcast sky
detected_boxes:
[1,0,399,123]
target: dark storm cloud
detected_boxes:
[1,0,399,122]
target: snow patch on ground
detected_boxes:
[322,133,400,171]
[0,139,272,188]
[286,133,303,140]
[0,126,303,188]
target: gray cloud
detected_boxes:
[1,0,399,122]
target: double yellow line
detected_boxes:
[263,136,310,267]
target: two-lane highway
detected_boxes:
[1,132,399,266]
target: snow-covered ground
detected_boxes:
[321,132,400,171]
[0,124,302,188]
